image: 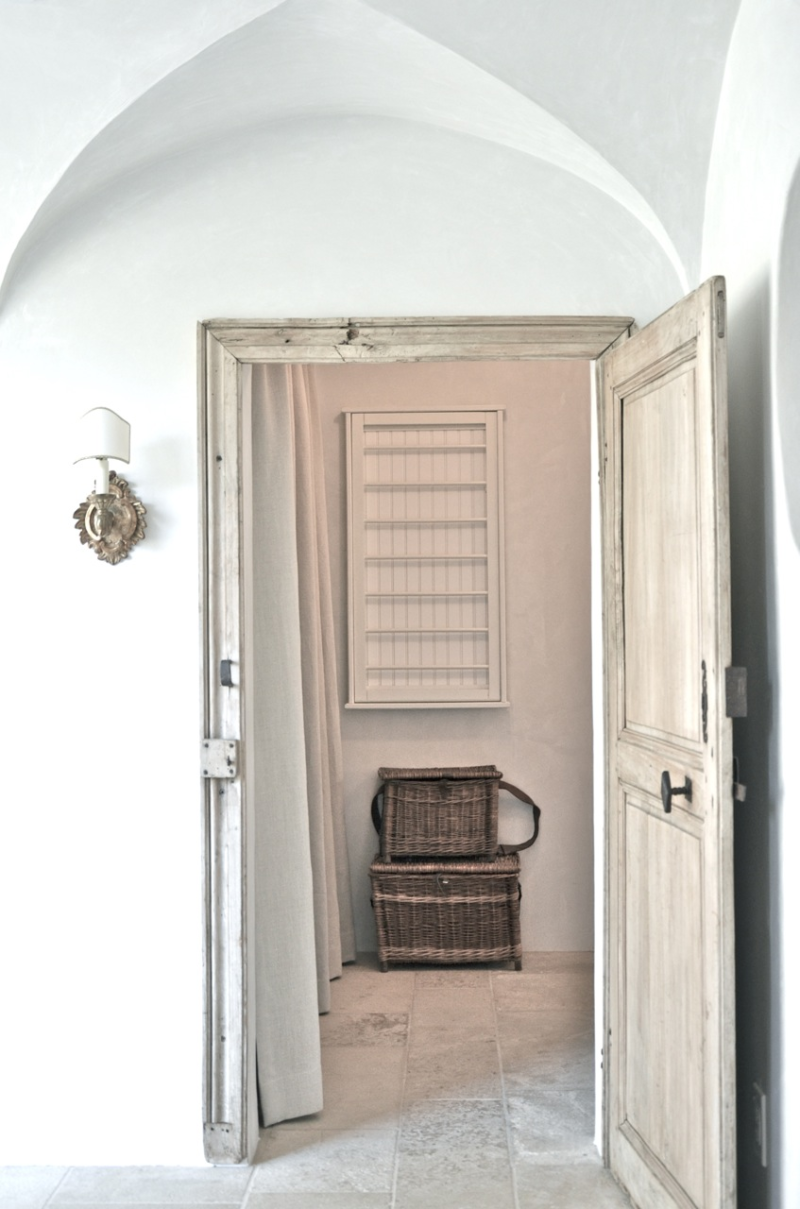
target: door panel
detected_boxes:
[623,364,701,745]
[600,278,735,1209]
[624,796,705,1205]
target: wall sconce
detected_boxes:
[73,407,146,564]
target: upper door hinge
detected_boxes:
[726,667,748,717]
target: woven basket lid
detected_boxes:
[377,765,502,781]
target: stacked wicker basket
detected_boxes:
[369,765,541,972]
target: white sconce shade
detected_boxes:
[74,407,131,467]
[72,406,146,563]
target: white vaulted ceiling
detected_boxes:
[0,0,740,306]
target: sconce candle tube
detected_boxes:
[94,457,110,495]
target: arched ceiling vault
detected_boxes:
[0,0,740,304]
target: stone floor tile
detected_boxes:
[394,1180,515,1209]
[251,1129,396,1194]
[0,1167,68,1209]
[411,986,495,1029]
[319,1012,408,1047]
[496,1008,593,1052]
[404,1029,501,1101]
[322,1044,405,1090]
[498,1010,594,1092]
[507,1085,595,1161]
[414,968,491,988]
[330,966,415,1014]
[407,1022,496,1053]
[492,968,594,1013]
[396,1100,510,1186]
[296,1045,406,1128]
[515,1158,632,1206]
[50,1165,250,1204]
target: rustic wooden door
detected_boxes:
[599,277,736,1208]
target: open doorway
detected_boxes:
[243,356,609,1198]
[199,289,738,1207]
[197,315,632,1166]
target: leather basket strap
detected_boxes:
[495,781,541,854]
[371,779,541,853]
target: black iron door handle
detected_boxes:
[661,771,692,814]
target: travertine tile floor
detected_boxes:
[1,953,632,1209]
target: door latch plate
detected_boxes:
[201,739,238,778]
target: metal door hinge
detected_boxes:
[733,756,747,802]
[201,739,238,778]
[701,661,708,743]
[726,667,748,717]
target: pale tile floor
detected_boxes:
[1,953,632,1209]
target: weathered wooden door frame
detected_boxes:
[198,315,633,1164]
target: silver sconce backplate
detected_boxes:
[73,470,146,564]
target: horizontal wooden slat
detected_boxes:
[366,517,488,525]
[366,628,489,634]
[365,555,487,562]
[365,590,489,597]
[367,664,490,671]
[365,481,486,488]
[364,444,488,452]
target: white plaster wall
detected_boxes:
[0,0,793,1185]
[369,0,740,284]
[309,360,593,954]
[0,0,738,299]
[702,2,800,1204]
[1,0,751,1170]
[0,0,285,278]
[0,111,680,1165]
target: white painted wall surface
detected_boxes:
[309,360,593,954]
[0,114,677,1166]
[702,2,800,1204]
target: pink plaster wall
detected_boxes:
[310,359,594,952]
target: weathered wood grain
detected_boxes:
[600,279,735,1209]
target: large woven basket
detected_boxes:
[373,765,502,860]
[370,853,522,971]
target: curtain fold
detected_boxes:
[250,363,355,1127]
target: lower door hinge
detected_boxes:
[733,756,747,803]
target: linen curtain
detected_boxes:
[249,363,356,1126]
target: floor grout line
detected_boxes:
[238,1151,261,1209]
[492,969,522,1209]
[40,1166,71,1209]
[388,966,415,1209]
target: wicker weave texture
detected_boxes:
[370,854,521,969]
[377,767,502,859]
